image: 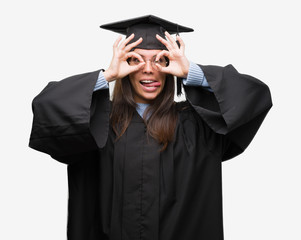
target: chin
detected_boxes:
[136,92,162,104]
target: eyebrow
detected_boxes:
[137,54,158,58]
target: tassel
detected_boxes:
[175,28,183,96]
[177,77,183,96]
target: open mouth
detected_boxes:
[139,80,161,89]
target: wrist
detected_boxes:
[182,60,190,78]
[103,69,115,82]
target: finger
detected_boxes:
[165,31,179,49]
[154,63,163,72]
[156,34,173,50]
[113,35,122,49]
[126,51,144,62]
[155,50,170,62]
[124,37,143,52]
[119,33,135,48]
[129,62,146,72]
[155,63,170,74]
[155,50,170,73]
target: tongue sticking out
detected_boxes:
[142,82,161,87]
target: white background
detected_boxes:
[1,0,300,239]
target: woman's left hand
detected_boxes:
[155,31,190,78]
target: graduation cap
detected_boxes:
[100,15,194,95]
[100,15,194,50]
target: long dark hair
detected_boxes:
[110,74,177,150]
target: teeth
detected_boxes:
[140,80,154,83]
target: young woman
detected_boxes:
[29,15,272,240]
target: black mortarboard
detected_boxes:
[100,15,194,96]
[100,15,194,50]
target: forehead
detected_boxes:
[133,49,162,57]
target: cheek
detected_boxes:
[129,73,138,85]
[129,74,138,86]
[160,75,167,89]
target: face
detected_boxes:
[129,49,167,104]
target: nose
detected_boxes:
[143,60,154,73]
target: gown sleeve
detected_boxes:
[28,70,110,163]
[184,64,273,161]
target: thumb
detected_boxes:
[131,62,145,72]
[155,63,169,74]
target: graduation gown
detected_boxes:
[29,64,272,240]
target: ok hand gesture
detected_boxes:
[155,32,190,78]
[104,34,146,82]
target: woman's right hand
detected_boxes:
[103,34,145,82]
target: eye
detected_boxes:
[164,57,169,67]
[157,58,164,63]
[128,57,141,66]
[132,58,141,64]
[155,57,168,66]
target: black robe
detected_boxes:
[29,64,272,240]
